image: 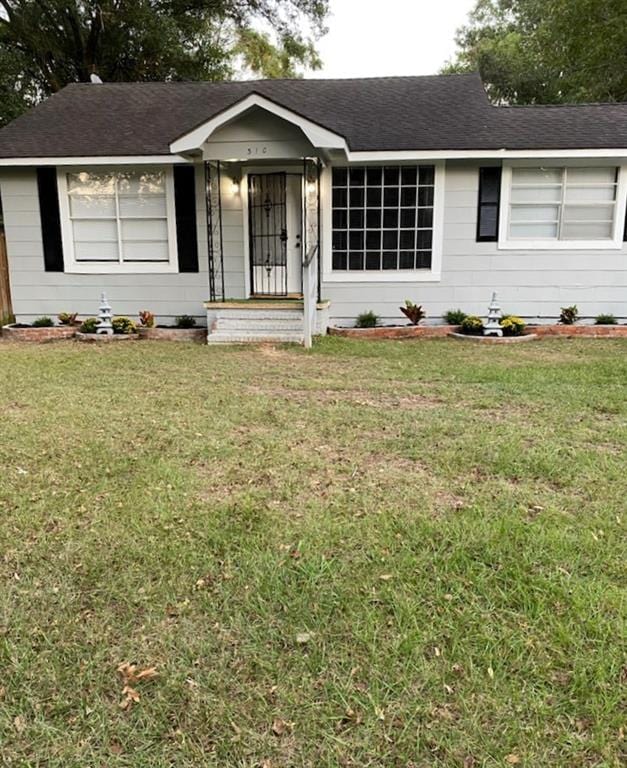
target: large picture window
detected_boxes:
[332,165,435,271]
[59,167,177,272]
[506,166,619,242]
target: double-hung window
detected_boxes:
[501,166,625,248]
[59,167,178,272]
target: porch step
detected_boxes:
[206,304,305,344]
[213,318,304,332]
[213,308,304,321]
[207,330,304,344]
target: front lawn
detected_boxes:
[0,338,625,767]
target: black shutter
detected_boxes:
[623,204,627,242]
[173,165,199,272]
[36,167,64,271]
[476,166,502,242]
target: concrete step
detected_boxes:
[207,331,304,344]
[213,318,304,332]
[213,308,304,322]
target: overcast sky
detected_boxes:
[313,0,477,79]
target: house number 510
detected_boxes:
[247,146,268,155]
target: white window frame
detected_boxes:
[322,162,444,283]
[57,166,179,273]
[498,161,627,250]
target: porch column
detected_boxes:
[302,158,321,348]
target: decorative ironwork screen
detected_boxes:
[205,161,225,301]
[248,173,288,296]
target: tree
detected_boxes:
[0,0,328,125]
[444,0,627,104]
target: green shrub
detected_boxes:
[399,300,426,325]
[175,315,196,329]
[559,305,578,325]
[32,316,54,327]
[112,316,136,335]
[444,309,467,325]
[80,317,99,334]
[57,312,78,326]
[459,315,484,335]
[595,314,617,325]
[500,315,526,336]
[355,311,379,329]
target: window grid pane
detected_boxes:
[509,166,618,241]
[332,165,434,272]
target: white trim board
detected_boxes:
[0,155,191,167]
[348,149,627,162]
[171,93,349,155]
[3,149,627,168]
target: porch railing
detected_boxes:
[302,242,318,348]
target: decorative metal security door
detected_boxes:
[248,173,288,296]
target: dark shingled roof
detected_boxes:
[0,73,625,158]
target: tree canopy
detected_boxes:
[0,0,329,125]
[444,0,627,104]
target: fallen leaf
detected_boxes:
[13,715,26,733]
[505,755,520,765]
[119,685,140,710]
[134,667,158,682]
[487,666,494,679]
[379,574,393,581]
[117,662,158,686]
[338,706,362,729]
[272,718,293,737]
[296,632,313,644]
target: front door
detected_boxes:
[248,173,302,296]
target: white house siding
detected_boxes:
[323,161,627,326]
[2,159,627,325]
[0,164,244,324]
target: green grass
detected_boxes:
[0,337,625,767]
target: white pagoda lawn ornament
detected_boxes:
[97,292,113,335]
[484,291,503,337]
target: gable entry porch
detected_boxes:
[203,156,326,345]
[170,96,342,345]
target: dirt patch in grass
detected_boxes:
[244,383,446,410]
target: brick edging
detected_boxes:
[137,327,207,342]
[530,325,627,337]
[1,324,76,342]
[328,325,452,339]
[328,324,627,340]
